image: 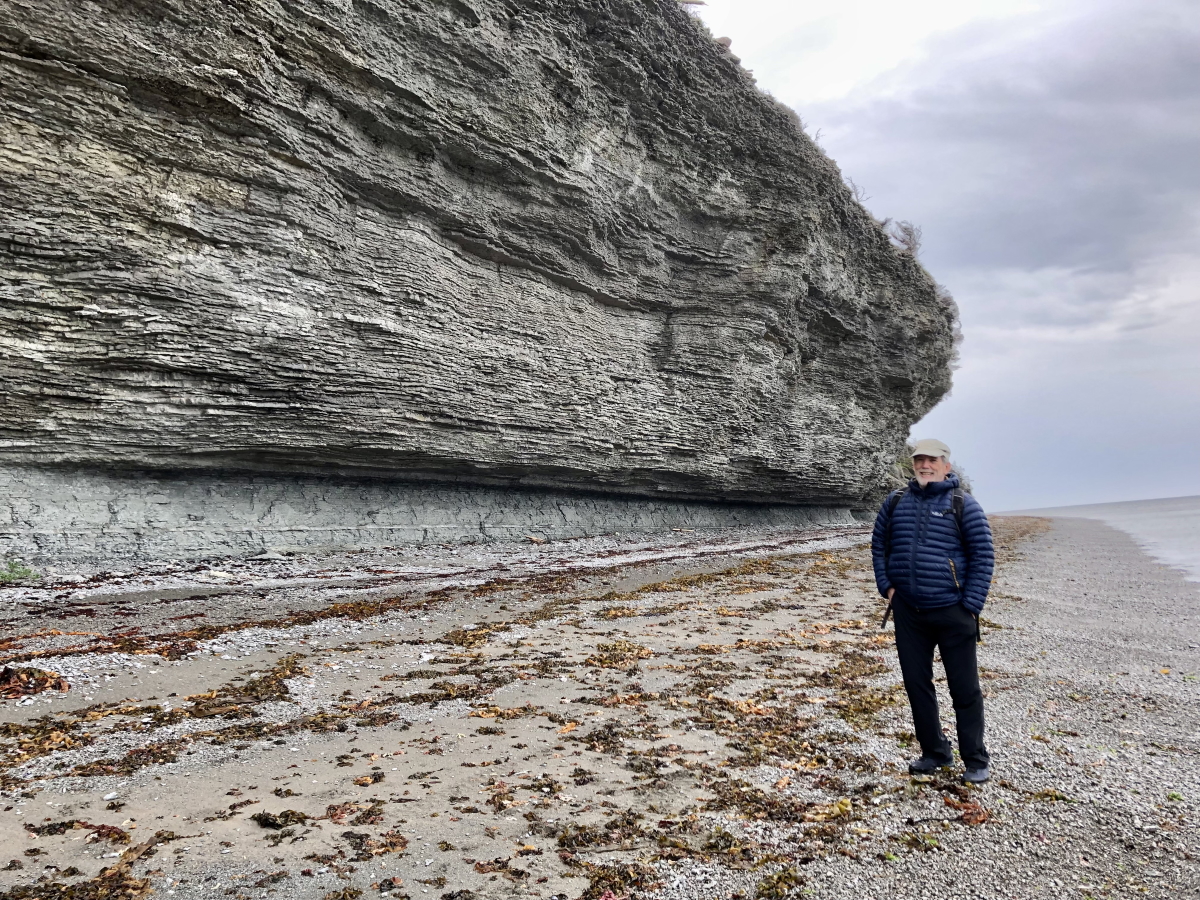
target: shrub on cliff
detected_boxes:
[0,559,39,584]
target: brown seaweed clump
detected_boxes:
[0,831,182,899]
[0,667,68,698]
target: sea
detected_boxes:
[1003,495,1200,582]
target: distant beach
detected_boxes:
[1003,494,1200,581]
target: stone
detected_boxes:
[0,464,865,561]
[0,0,955,558]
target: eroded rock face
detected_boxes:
[0,0,955,506]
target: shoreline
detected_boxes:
[1001,495,1200,583]
[0,516,1196,900]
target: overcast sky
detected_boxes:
[695,0,1200,511]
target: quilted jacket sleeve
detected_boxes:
[960,493,995,614]
[871,494,895,598]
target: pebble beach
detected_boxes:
[0,515,1196,900]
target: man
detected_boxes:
[872,438,995,784]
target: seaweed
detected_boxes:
[702,775,814,822]
[484,780,517,812]
[0,831,180,900]
[326,802,370,824]
[473,856,527,878]
[571,721,628,753]
[250,810,310,829]
[892,831,940,852]
[557,809,644,851]
[24,821,130,844]
[524,775,563,796]
[575,861,660,899]
[754,867,804,899]
[468,704,541,721]
[585,640,652,670]
[340,830,407,860]
[72,743,181,777]
[597,605,642,620]
[442,625,510,648]
[943,795,989,825]
[990,516,1051,565]
[1030,788,1072,802]
[350,800,386,826]
[0,667,68,698]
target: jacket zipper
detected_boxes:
[909,491,926,593]
[948,559,961,590]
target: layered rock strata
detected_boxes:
[0,466,865,562]
[0,0,955,557]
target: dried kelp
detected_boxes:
[0,667,68,698]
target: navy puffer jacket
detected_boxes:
[871,474,995,614]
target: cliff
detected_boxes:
[0,0,955,519]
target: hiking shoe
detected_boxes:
[908,756,953,774]
[963,765,991,785]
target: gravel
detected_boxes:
[1,516,1195,900]
[729,515,1199,900]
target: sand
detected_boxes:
[0,517,1196,900]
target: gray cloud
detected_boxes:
[812,0,1200,274]
[787,0,1200,508]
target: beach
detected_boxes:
[1004,495,1200,582]
[1,516,1196,900]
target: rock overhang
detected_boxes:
[0,0,956,515]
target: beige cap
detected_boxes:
[911,438,951,459]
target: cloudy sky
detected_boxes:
[695,0,1200,511]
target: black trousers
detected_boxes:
[893,597,989,769]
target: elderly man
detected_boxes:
[872,439,995,784]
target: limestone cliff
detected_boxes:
[0,0,955,509]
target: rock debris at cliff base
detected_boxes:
[1,519,1195,900]
[0,0,956,508]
